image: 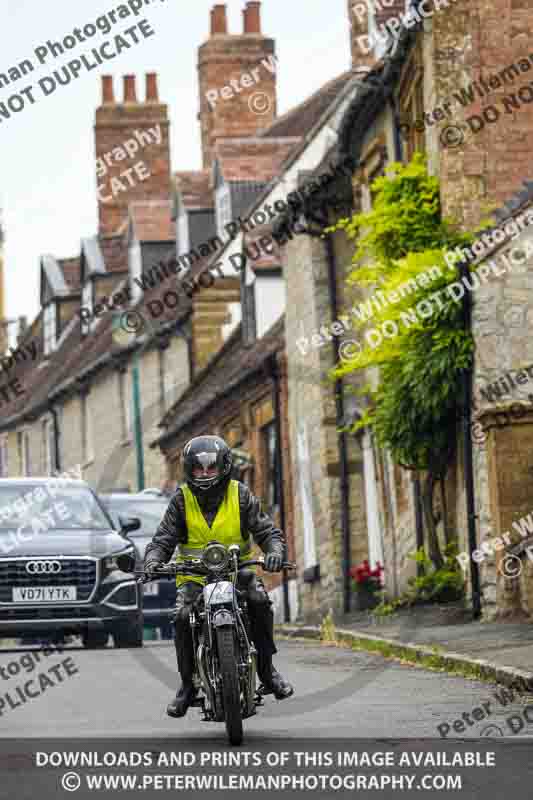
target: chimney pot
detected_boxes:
[146,72,159,102]
[101,75,114,104]
[211,4,228,35]
[243,1,261,34]
[123,75,137,103]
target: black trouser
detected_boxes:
[173,571,277,685]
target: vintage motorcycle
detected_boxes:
[138,542,295,746]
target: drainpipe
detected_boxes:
[389,95,403,162]
[268,353,290,622]
[457,258,481,619]
[413,473,424,577]
[324,234,352,615]
[49,405,61,472]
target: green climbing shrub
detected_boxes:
[327,153,485,569]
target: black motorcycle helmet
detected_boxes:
[182,435,233,494]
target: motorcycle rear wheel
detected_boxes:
[216,626,243,746]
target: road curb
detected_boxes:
[276,624,533,694]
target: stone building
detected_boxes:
[0,70,236,491]
[274,0,533,621]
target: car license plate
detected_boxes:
[143,582,159,597]
[12,586,77,602]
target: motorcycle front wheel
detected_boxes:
[216,626,243,746]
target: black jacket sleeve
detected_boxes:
[238,482,286,557]
[144,490,187,566]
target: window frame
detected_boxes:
[81,280,93,336]
[216,182,232,239]
[17,429,31,477]
[177,210,190,257]
[261,420,279,517]
[0,436,8,478]
[43,302,58,356]
[42,417,56,475]
[117,369,131,445]
[81,393,94,466]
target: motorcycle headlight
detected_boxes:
[202,543,228,571]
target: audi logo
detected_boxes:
[25,560,62,575]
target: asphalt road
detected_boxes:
[2,637,532,740]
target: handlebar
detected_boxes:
[136,558,296,584]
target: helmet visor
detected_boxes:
[191,452,221,486]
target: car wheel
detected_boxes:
[113,618,143,648]
[82,631,109,649]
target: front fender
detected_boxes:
[212,609,235,627]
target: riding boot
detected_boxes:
[168,602,197,718]
[257,652,294,700]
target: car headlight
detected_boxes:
[202,543,228,571]
[104,546,135,573]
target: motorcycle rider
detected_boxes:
[144,435,294,718]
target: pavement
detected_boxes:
[279,604,533,693]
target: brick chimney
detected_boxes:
[347,0,404,72]
[243,1,261,34]
[94,74,171,238]
[198,2,277,169]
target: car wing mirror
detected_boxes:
[118,515,141,534]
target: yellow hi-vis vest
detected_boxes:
[175,480,251,587]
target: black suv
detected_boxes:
[101,491,175,638]
[0,478,143,648]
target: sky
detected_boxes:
[0,0,350,332]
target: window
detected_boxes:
[398,52,425,161]
[118,369,131,443]
[42,418,56,475]
[216,183,232,239]
[17,430,31,476]
[129,242,143,303]
[81,393,94,465]
[0,437,8,477]
[262,422,279,516]
[43,302,57,355]
[177,211,190,257]
[81,281,93,335]
[158,347,167,417]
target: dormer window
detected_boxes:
[81,280,93,335]
[43,302,57,355]
[216,183,232,239]
[177,210,190,257]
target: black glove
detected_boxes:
[144,559,162,574]
[264,550,283,573]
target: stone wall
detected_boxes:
[472,213,533,617]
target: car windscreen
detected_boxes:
[105,499,168,535]
[0,484,113,530]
